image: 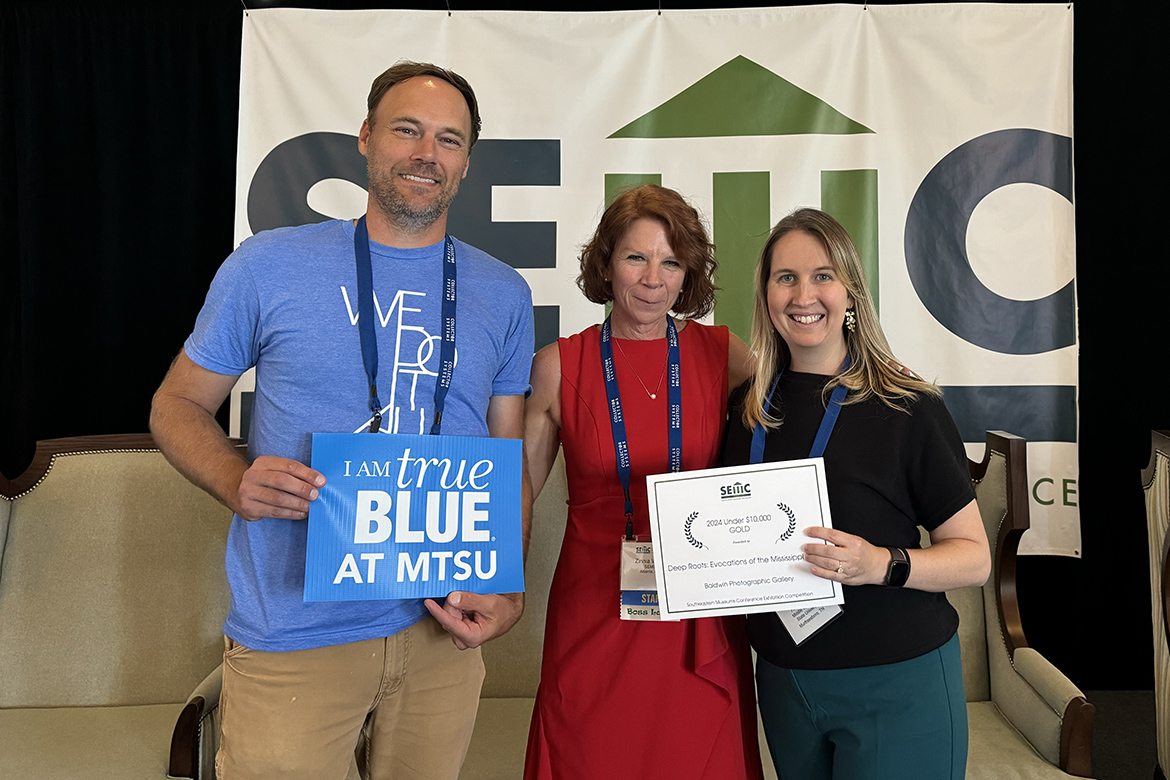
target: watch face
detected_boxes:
[888,559,910,587]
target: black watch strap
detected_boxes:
[884,547,911,587]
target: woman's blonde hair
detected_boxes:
[742,208,939,431]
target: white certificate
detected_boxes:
[646,458,844,619]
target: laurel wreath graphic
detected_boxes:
[776,503,797,543]
[684,511,705,549]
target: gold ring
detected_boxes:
[836,563,844,574]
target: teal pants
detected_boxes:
[756,633,967,780]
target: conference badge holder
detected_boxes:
[777,604,843,645]
[620,534,673,621]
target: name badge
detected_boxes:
[620,589,666,621]
[619,534,677,621]
[777,604,843,645]
[620,534,657,591]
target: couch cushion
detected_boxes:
[949,584,990,701]
[0,450,230,707]
[966,701,1078,779]
[460,697,536,780]
[0,702,184,779]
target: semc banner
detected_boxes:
[304,433,525,601]
[235,5,1077,556]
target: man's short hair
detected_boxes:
[366,60,482,148]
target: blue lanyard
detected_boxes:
[353,215,457,435]
[600,316,683,540]
[749,356,851,464]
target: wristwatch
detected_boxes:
[884,547,911,587]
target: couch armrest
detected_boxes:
[168,664,223,780]
[972,432,1095,777]
[995,647,1094,777]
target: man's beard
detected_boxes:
[367,159,460,235]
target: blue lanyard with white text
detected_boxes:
[354,215,456,434]
[600,316,682,540]
[749,356,851,464]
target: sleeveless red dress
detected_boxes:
[523,322,763,780]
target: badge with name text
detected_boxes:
[618,534,676,621]
[620,590,666,621]
[303,433,525,601]
[778,604,843,645]
[620,535,657,592]
[646,458,843,619]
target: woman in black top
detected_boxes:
[723,208,990,780]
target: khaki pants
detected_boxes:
[216,618,484,780]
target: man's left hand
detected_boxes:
[424,591,525,650]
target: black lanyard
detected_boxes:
[599,316,683,540]
[353,215,456,434]
[750,356,851,463]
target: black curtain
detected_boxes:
[1,0,1164,690]
[0,1,241,476]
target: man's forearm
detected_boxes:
[150,393,249,514]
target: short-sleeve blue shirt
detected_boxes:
[185,219,534,652]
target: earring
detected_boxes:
[844,308,857,333]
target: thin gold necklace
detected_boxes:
[613,337,668,400]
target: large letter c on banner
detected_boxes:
[904,128,1074,355]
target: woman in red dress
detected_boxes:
[523,185,763,780]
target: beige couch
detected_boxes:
[950,431,1094,779]
[1,432,1093,779]
[0,435,232,780]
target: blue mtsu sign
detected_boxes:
[304,433,525,601]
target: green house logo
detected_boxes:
[604,55,878,340]
[608,55,873,139]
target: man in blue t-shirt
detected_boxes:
[151,61,534,780]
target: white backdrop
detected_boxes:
[232,5,1077,555]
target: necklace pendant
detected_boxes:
[650,393,657,400]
